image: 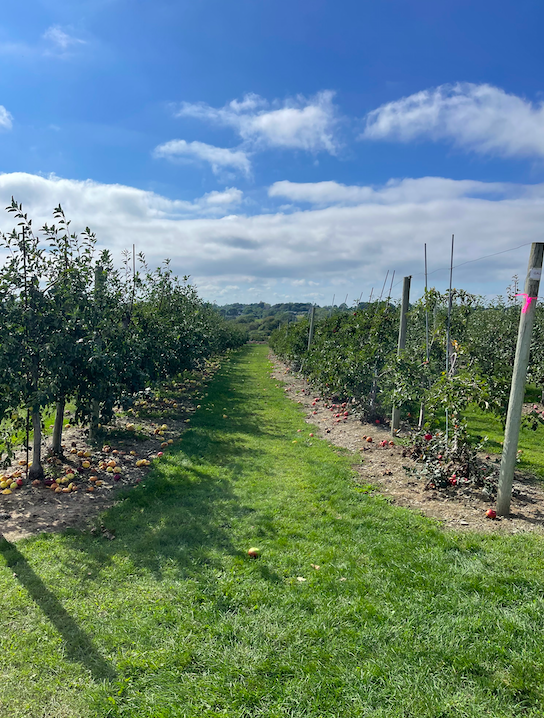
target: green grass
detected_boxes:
[2,345,544,717]
[465,402,544,479]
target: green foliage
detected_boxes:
[271,281,544,431]
[0,199,246,471]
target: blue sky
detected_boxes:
[1,0,544,304]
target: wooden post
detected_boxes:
[391,276,411,432]
[496,243,544,516]
[307,305,316,350]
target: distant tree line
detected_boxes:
[215,301,364,341]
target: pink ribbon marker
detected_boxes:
[516,293,538,313]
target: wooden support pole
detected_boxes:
[497,242,544,516]
[307,305,316,351]
[391,276,411,432]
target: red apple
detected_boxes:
[486,508,497,519]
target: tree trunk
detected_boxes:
[89,398,100,441]
[28,408,44,480]
[51,398,65,455]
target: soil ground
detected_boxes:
[0,367,215,542]
[269,352,544,535]
[2,349,544,543]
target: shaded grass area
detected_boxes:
[1,346,544,716]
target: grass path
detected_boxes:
[2,345,544,717]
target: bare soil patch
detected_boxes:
[269,352,544,535]
[0,366,218,542]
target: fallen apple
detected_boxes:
[247,547,260,558]
[486,508,497,519]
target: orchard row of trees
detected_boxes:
[0,199,247,479]
[269,279,544,431]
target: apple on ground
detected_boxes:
[486,508,497,519]
[247,547,260,558]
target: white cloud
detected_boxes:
[269,177,513,206]
[43,26,86,51]
[1,172,544,304]
[362,83,544,159]
[203,188,243,206]
[153,139,251,176]
[0,106,13,130]
[176,90,340,154]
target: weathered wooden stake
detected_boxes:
[391,276,411,432]
[307,305,316,350]
[497,242,544,516]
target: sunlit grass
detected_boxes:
[1,346,544,716]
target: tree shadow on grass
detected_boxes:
[69,461,265,583]
[0,535,117,682]
[55,346,283,590]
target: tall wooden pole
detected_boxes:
[418,244,430,430]
[307,305,316,350]
[497,243,544,516]
[391,276,411,432]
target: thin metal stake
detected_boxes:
[424,244,429,362]
[445,234,455,440]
